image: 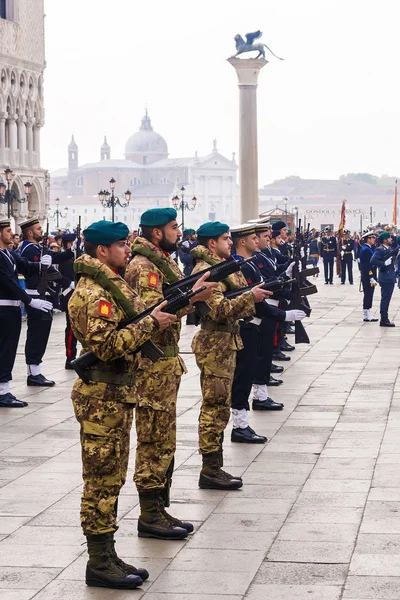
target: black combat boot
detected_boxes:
[217,445,242,482]
[199,452,243,490]
[159,490,194,533]
[137,490,188,540]
[107,536,149,580]
[85,533,143,589]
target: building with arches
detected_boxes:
[50,111,239,231]
[0,0,47,228]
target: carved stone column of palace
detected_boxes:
[228,57,267,222]
[0,114,5,164]
[17,116,26,166]
[8,115,18,165]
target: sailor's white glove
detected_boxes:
[285,261,296,277]
[30,298,53,312]
[300,248,305,258]
[40,254,52,267]
[385,258,392,266]
[340,251,344,258]
[285,309,306,321]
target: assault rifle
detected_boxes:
[70,285,206,384]
[75,216,83,259]
[290,220,315,344]
[223,276,295,300]
[38,222,54,322]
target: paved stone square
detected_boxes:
[0,271,400,599]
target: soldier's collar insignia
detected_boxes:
[148,272,159,287]
[98,299,111,317]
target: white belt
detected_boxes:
[266,299,279,306]
[0,300,22,307]
[25,289,50,296]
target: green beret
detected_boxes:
[379,231,391,241]
[396,236,400,244]
[140,208,177,227]
[196,221,230,238]
[83,220,129,245]
[183,228,195,235]
[287,229,292,235]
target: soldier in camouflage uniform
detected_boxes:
[125,207,215,540]
[68,220,176,590]
[190,221,273,489]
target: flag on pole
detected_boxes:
[393,179,397,226]
[336,200,346,276]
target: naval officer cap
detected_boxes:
[62,232,76,242]
[19,217,40,230]
[378,231,391,241]
[0,218,11,228]
[196,221,230,238]
[361,230,375,239]
[253,222,271,233]
[83,221,129,245]
[272,220,287,231]
[230,223,257,238]
[140,208,177,227]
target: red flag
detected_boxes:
[393,180,397,226]
[336,200,346,276]
[338,199,346,233]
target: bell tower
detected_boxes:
[68,135,78,194]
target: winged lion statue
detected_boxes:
[232,30,284,60]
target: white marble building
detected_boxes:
[49,112,240,232]
[0,0,47,227]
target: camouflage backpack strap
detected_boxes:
[73,261,137,319]
[190,249,242,291]
[131,244,180,284]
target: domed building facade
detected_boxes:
[49,111,239,231]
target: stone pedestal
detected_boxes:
[228,57,267,223]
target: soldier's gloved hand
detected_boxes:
[357,258,361,264]
[29,298,53,312]
[285,309,306,321]
[285,261,296,277]
[341,251,344,258]
[40,254,52,267]
[385,258,392,266]
[250,283,273,303]
[342,245,346,250]
[150,301,177,331]
[300,247,305,258]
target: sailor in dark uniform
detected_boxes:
[229,224,305,444]
[272,220,291,257]
[58,233,78,369]
[359,230,378,322]
[340,230,355,284]
[320,227,337,284]
[0,218,52,407]
[371,231,398,327]
[19,217,74,386]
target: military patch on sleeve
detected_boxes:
[98,300,111,317]
[148,272,159,287]
[246,277,252,285]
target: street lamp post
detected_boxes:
[98,177,131,223]
[0,167,31,219]
[283,197,288,222]
[49,197,68,228]
[171,186,197,230]
[293,206,299,229]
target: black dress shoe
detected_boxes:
[231,426,267,444]
[0,393,28,408]
[65,359,75,370]
[285,326,295,335]
[270,363,284,373]
[325,281,329,284]
[27,374,55,387]
[253,398,284,411]
[268,376,283,386]
[272,350,291,361]
[380,320,395,327]
[329,282,333,284]
[280,341,295,352]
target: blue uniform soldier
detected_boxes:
[359,230,378,322]
[320,227,337,284]
[371,231,397,327]
[340,230,355,285]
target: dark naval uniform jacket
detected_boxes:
[320,236,337,258]
[370,244,397,284]
[359,244,376,280]
[19,241,73,297]
[0,249,37,304]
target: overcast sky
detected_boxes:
[42,0,400,184]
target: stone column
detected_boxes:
[33,124,41,167]
[8,115,18,165]
[0,114,6,164]
[17,117,26,166]
[26,120,33,167]
[227,57,267,222]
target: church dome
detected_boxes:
[125,111,168,164]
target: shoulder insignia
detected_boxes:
[148,272,159,287]
[98,300,111,318]
[246,277,252,285]
[258,263,264,269]
[33,256,39,261]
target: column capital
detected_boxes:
[227,57,268,86]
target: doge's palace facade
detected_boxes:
[0,0,47,226]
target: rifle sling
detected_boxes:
[131,244,181,284]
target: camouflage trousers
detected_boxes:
[134,357,183,491]
[72,390,133,536]
[195,348,237,455]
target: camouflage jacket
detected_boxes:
[69,254,156,403]
[190,245,256,353]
